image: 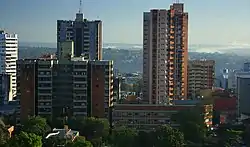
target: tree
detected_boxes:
[171,107,206,143]
[135,131,154,147]
[218,129,242,147]
[152,125,185,147]
[69,117,109,147]
[22,116,51,137]
[51,117,65,128]
[7,131,42,147]
[243,125,250,146]
[111,126,137,147]
[66,136,93,147]
[43,136,66,147]
[1,114,16,126]
[0,120,9,147]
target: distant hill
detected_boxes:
[18,45,250,75]
[19,42,250,55]
[19,42,56,48]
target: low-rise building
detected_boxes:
[112,103,213,131]
[213,97,237,124]
[45,125,79,142]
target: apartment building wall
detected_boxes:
[17,58,113,121]
[143,3,188,104]
[71,59,88,117]
[57,13,102,60]
[0,73,12,105]
[169,3,188,101]
[16,60,37,121]
[243,62,250,72]
[88,60,113,118]
[237,75,250,116]
[228,71,250,91]
[112,104,212,130]
[37,60,55,120]
[188,60,215,99]
[88,21,102,60]
[113,77,121,104]
[58,41,74,60]
[0,31,18,99]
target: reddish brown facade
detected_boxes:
[88,61,113,119]
[91,66,105,118]
[18,61,37,121]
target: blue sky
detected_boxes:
[0,0,249,45]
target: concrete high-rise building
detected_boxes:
[228,70,250,91]
[219,68,229,89]
[57,13,102,60]
[243,62,250,72]
[16,57,113,122]
[143,3,188,104]
[0,30,18,100]
[187,60,215,99]
[236,74,250,116]
[88,60,114,118]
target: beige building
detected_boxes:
[188,60,215,99]
[143,3,188,105]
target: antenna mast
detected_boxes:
[79,0,82,13]
[174,0,180,3]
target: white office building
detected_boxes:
[0,30,18,100]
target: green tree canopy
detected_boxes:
[22,116,51,137]
[152,125,185,147]
[66,136,93,147]
[0,120,9,147]
[7,131,42,147]
[135,131,154,147]
[43,136,66,147]
[218,129,242,147]
[243,125,250,146]
[171,107,206,143]
[69,117,109,146]
[111,126,137,147]
[0,119,5,127]
[51,117,65,128]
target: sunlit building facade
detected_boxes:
[143,3,188,104]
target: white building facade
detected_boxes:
[0,30,18,100]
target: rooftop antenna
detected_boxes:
[174,0,180,3]
[79,0,82,13]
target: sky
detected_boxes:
[0,0,250,45]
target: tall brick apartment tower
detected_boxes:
[143,3,188,104]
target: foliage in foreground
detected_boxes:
[7,131,42,147]
[0,107,247,147]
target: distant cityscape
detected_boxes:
[1,1,250,147]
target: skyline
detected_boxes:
[0,0,250,45]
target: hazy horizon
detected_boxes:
[1,0,250,45]
[18,41,250,54]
